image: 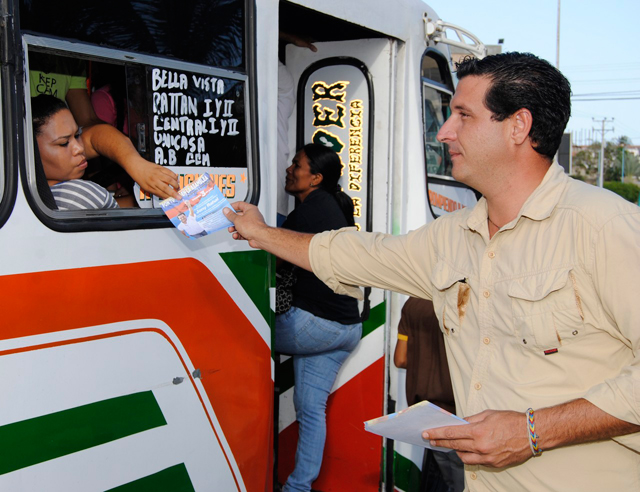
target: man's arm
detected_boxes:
[424,398,640,468]
[224,202,313,270]
[81,124,181,200]
[394,337,408,368]
[186,201,196,219]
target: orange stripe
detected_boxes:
[0,258,272,492]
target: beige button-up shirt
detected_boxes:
[310,164,640,491]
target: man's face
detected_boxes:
[436,75,511,191]
[178,213,187,223]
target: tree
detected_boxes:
[572,143,599,181]
[572,136,639,183]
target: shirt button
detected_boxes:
[474,382,482,390]
[483,290,490,298]
[483,337,490,345]
[470,472,478,480]
[488,251,495,259]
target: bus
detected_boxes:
[0,0,483,490]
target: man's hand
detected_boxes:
[423,410,531,468]
[127,158,181,200]
[223,201,269,248]
[224,202,314,270]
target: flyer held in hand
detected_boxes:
[161,173,233,240]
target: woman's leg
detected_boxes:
[275,306,360,355]
[277,308,361,492]
[283,349,350,492]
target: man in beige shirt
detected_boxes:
[224,53,640,491]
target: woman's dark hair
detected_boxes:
[32,95,69,136]
[303,143,355,226]
[455,52,571,160]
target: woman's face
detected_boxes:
[36,109,87,185]
[285,150,322,202]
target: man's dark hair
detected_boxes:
[455,52,571,160]
[32,95,69,136]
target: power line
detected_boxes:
[572,90,640,97]
[572,97,640,101]
[570,77,640,83]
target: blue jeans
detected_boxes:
[276,306,362,492]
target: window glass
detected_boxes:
[20,0,245,70]
[0,74,4,204]
[423,84,452,177]
[421,51,454,178]
[422,54,445,85]
[26,41,250,223]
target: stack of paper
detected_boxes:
[364,400,468,452]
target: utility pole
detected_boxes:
[592,118,614,187]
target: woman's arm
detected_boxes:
[81,123,181,200]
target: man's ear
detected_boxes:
[511,108,533,145]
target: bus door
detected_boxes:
[277,5,396,489]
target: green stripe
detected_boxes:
[219,250,274,326]
[0,391,166,475]
[106,463,195,492]
[277,301,386,394]
[393,450,422,492]
[362,300,385,338]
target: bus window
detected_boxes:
[423,84,452,176]
[421,50,454,178]
[0,78,4,205]
[23,32,251,229]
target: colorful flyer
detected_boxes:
[161,173,233,240]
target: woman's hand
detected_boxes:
[125,157,181,200]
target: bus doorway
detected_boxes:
[276,3,396,490]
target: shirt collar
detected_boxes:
[464,163,569,232]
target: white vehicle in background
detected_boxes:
[0,0,483,490]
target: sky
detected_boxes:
[428,0,640,146]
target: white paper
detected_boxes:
[364,400,468,452]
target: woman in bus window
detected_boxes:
[32,94,177,210]
[276,143,362,492]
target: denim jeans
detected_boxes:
[276,306,362,492]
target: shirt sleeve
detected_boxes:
[398,299,413,337]
[91,88,118,127]
[309,226,437,300]
[583,210,640,447]
[66,59,88,91]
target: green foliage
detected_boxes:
[603,181,640,203]
[572,135,640,183]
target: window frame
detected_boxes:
[420,49,455,182]
[22,34,255,232]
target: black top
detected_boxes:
[282,188,361,324]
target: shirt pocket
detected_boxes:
[431,262,470,340]
[507,267,585,353]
